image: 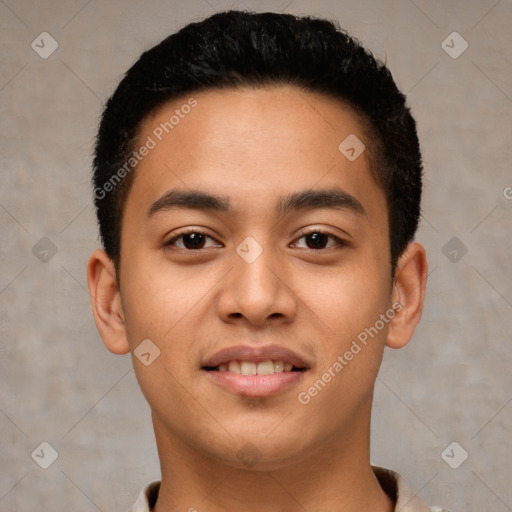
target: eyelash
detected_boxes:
[165,228,347,251]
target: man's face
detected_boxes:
[118,86,393,468]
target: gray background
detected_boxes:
[1,0,511,510]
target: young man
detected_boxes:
[87,10,446,512]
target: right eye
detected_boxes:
[165,230,222,250]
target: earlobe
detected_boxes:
[386,242,428,349]
[87,249,130,355]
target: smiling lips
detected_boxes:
[202,345,309,397]
[218,360,293,375]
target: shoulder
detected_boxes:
[128,481,161,512]
[372,466,452,512]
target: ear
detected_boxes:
[87,249,130,355]
[386,242,428,349]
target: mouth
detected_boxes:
[201,345,309,397]
[203,360,306,374]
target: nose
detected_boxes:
[216,242,297,327]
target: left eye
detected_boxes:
[292,232,343,250]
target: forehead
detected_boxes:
[125,85,385,220]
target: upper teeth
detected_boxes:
[218,360,293,375]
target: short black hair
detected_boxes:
[92,10,422,276]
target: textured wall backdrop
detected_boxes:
[1,0,511,510]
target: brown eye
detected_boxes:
[181,232,206,249]
[166,230,222,250]
[304,232,329,249]
[292,230,344,250]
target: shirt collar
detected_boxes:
[129,466,443,512]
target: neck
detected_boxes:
[151,406,394,512]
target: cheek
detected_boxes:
[119,257,222,397]
[120,268,205,424]
[120,258,204,342]
[295,269,390,430]
[301,262,391,345]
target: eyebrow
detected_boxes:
[146,187,366,218]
